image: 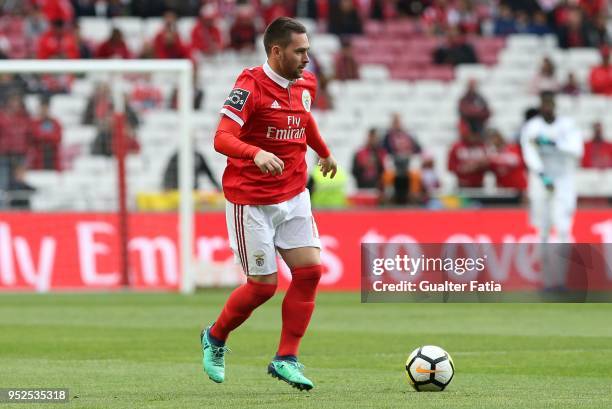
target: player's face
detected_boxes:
[280,33,310,80]
[541,98,555,120]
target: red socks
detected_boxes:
[277,265,322,357]
[210,278,277,342]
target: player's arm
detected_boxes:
[306,113,337,178]
[520,122,544,174]
[555,120,584,159]
[213,116,284,176]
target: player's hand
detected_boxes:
[318,155,337,179]
[254,150,284,176]
[539,173,554,192]
[534,135,556,147]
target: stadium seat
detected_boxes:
[79,17,112,43]
[62,126,97,147]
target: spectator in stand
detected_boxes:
[82,83,139,129]
[578,0,607,20]
[589,46,612,96]
[503,0,541,15]
[556,5,592,49]
[96,27,132,59]
[73,22,93,58]
[528,10,553,35]
[458,79,490,135]
[416,153,440,203]
[190,4,224,57]
[40,0,74,23]
[0,74,27,105]
[383,113,422,204]
[0,93,31,192]
[263,0,294,26]
[29,96,62,171]
[351,128,386,190]
[560,71,582,96]
[493,4,518,36]
[169,70,203,110]
[162,149,221,191]
[448,120,489,188]
[129,0,167,17]
[588,12,610,48]
[37,19,79,59]
[448,0,480,35]
[328,0,363,37]
[433,27,478,66]
[24,5,48,55]
[582,122,612,169]
[91,121,140,157]
[153,10,190,59]
[334,38,360,81]
[421,0,450,36]
[130,75,164,112]
[229,5,257,51]
[486,128,527,194]
[6,162,35,209]
[530,56,559,95]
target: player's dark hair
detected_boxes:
[263,17,307,55]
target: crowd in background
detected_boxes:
[0,0,611,209]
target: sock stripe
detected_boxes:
[234,204,246,273]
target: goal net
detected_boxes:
[0,59,199,293]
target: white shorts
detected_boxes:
[225,189,321,276]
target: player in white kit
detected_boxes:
[520,91,583,243]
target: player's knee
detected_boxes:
[292,264,322,283]
[246,277,277,300]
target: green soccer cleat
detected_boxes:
[267,358,314,391]
[201,325,229,383]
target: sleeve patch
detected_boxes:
[224,88,250,111]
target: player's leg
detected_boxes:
[202,202,278,383]
[528,173,552,242]
[267,190,322,390]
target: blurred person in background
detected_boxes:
[351,128,386,190]
[40,0,74,23]
[190,4,224,57]
[589,45,612,96]
[36,19,79,59]
[6,162,35,210]
[95,27,132,59]
[29,96,62,171]
[448,120,489,188]
[520,91,583,243]
[556,5,592,49]
[458,79,490,135]
[328,0,363,37]
[162,148,221,191]
[486,128,527,196]
[153,10,190,59]
[530,56,559,94]
[229,5,257,52]
[72,22,93,58]
[0,93,31,193]
[383,113,422,204]
[493,3,519,36]
[263,0,295,26]
[582,122,612,169]
[433,27,478,66]
[560,71,582,96]
[333,37,360,81]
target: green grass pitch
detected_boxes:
[1,291,611,409]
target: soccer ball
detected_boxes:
[405,345,454,391]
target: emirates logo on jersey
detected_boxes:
[266,115,306,140]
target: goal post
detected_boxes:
[0,59,195,294]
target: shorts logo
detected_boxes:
[224,88,250,111]
[302,90,311,112]
[254,251,265,267]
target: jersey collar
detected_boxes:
[263,61,294,89]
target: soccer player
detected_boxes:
[201,17,337,391]
[520,91,583,243]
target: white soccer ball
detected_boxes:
[405,345,455,391]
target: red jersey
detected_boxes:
[488,143,527,190]
[447,140,488,187]
[220,63,318,205]
[582,140,612,168]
